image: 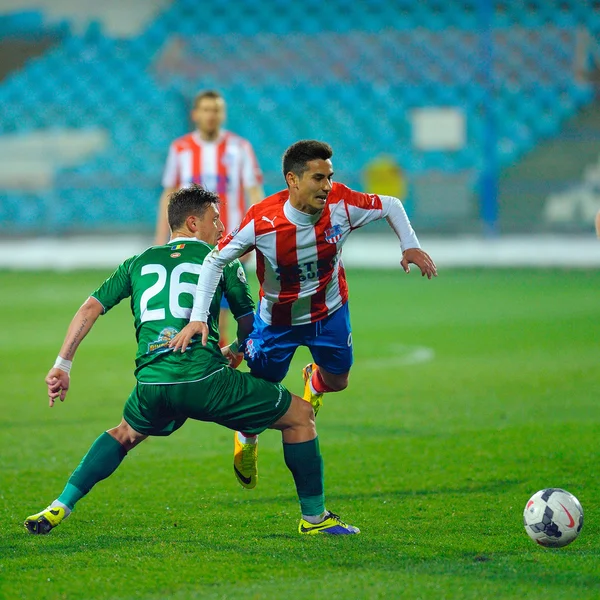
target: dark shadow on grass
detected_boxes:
[317,423,423,437]
[7,417,117,429]
[7,419,432,438]
[217,479,525,508]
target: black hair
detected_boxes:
[167,185,220,231]
[192,89,224,109]
[282,140,333,180]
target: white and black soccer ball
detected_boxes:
[523,488,583,548]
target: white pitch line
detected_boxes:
[363,344,435,368]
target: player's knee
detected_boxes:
[107,420,146,450]
[333,376,349,391]
[295,394,315,425]
[274,394,315,430]
[323,372,349,392]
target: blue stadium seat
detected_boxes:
[0,0,596,232]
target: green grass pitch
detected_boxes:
[1,267,598,599]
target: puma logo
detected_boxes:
[261,215,277,227]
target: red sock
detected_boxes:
[312,369,335,394]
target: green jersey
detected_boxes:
[91,237,254,384]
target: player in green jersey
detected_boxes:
[24,185,359,536]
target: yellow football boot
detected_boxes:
[24,506,68,535]
[233,432,258,489]
[302,363,324,416]
[298,511,360,535]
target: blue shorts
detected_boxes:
[244,303,353,383]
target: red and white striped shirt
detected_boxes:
[162,130,263,234]
[191,182,420,327]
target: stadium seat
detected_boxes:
[0,0,596,232]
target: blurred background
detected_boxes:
[1,0,600,267]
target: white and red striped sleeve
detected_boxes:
[161,143,180,188]
[189,211,256,323]
[240,139,263,189]
[341,185,420,252]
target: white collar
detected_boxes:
[283,200,322,226]
[192,129,227,145]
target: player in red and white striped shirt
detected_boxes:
[155,90,264,345]
[170,140,436,488]
[155,90,264,244]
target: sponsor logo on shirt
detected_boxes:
[324,224,343,244]
[275,257,338,284]
[275,383,284,407]
[261,215,277,227]
[148,327,179,354]
[170,252,181,258]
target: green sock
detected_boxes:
[283,437,325,516]
[58,432,127,510]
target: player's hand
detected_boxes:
[45,367,70,407]
[221,345,244,369]
[401,248,438,279]
[169,321,208,352]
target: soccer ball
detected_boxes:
[523,488,583,548]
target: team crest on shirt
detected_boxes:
[245,338,258,359]
[324,224,343,244]
[148,327,179,354]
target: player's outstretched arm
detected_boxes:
[173,244,244,354]
[169,321,209,352]
[400,248,438,279]
[46,296,104,407]
[595,210,600,238]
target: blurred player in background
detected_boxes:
[24,186,359,537]
[155,89,264,344]
[595,209,600,237]
[170,140,437,490]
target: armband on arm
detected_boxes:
[53,356,73,374]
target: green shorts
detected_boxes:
[123,367,292,437]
